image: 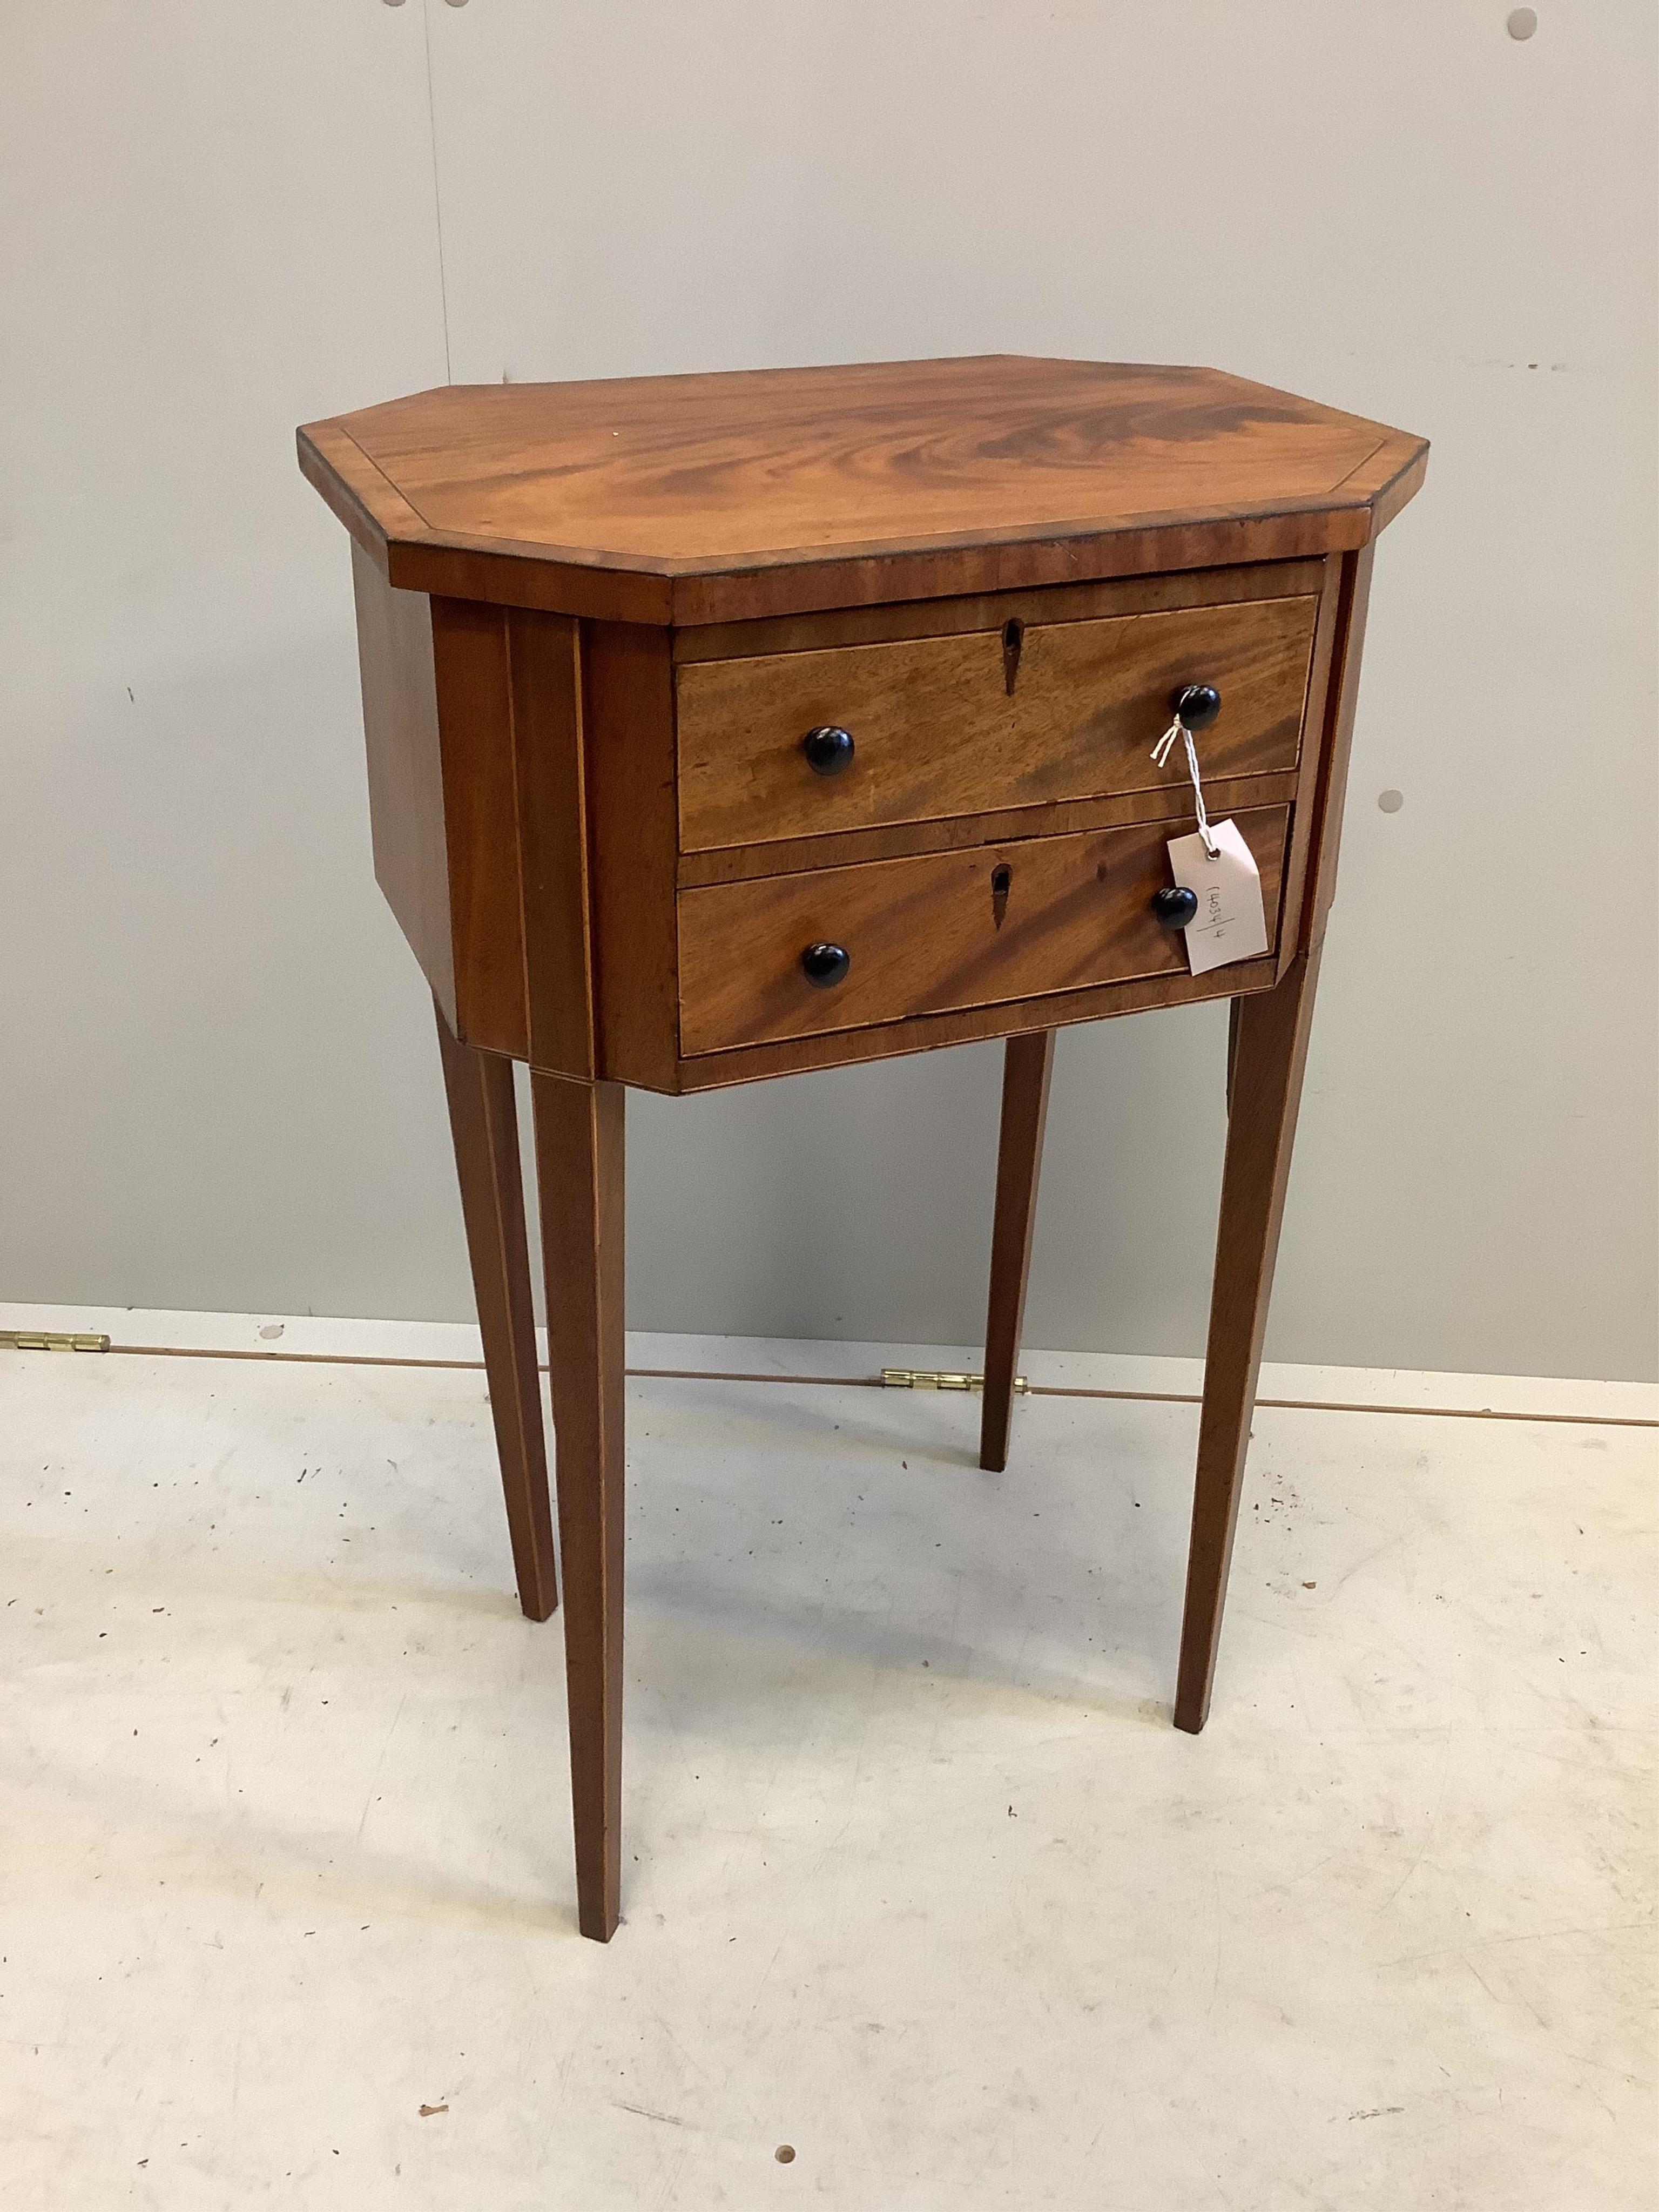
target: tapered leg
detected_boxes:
[980,1030,1056,1473]
[434,1002,558,1622]
[1175,949,1324,1732]
[531,1071,626,1942]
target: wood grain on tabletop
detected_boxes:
[302,358,1428,623]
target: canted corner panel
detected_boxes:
[430,598,530,1058]
[350,540,457,1027]
[1271,551,1345,975]
[507,608,596,1080]
[583,622,682,1092]
[1303,544,1379,948]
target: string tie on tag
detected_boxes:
[1152,714,1220,860]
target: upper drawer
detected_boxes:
[677,594,1318,853]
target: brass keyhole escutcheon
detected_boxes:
[990,861,1012,929]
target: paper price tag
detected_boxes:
[1165,819,1269,977]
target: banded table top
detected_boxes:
[299,355,1426,625]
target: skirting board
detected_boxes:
[2,1303,1654,1429]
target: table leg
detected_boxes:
[530,1071,627,1941]
[1175,949,1324,1732]
[980,1030,1056,1474]
[434,1002,558,1622]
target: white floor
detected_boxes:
[2,1318,1653,2210]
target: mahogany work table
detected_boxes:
[299,357,1426,1941]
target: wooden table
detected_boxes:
[299,358,1426,1941]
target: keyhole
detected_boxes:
[1002,618,1024,696]
[990,861,1012,929]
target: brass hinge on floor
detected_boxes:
[1,1330,111,1353]
[880,1367,1029,1394]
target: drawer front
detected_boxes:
[678,806,1289,1055]
[677,596,1316,853]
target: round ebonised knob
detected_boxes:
[800,941,851,988]
[1171,683,1221,731]
[802,725,855,776]
[1152,886,1199,928]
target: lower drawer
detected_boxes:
[678,806,1289,1055]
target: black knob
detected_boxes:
[1172,683,1221,731]
[801,941,851,988]
[1152,886,1199,928]
[802,725,855,776]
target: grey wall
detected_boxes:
[3,2,1654,1381]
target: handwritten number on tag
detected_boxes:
[1165,820,1270,977]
